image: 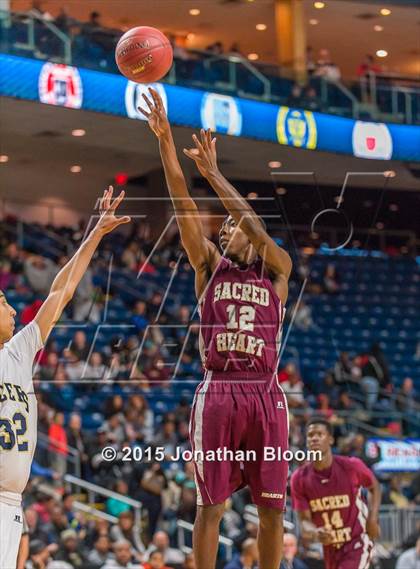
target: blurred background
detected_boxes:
[0,1,419,568]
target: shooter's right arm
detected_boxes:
[139,88,220,276]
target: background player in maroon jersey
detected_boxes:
[140,88,292,569]
[291,418,381,569]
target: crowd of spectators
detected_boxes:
[1,216,419,568]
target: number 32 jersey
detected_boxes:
[0,322,43,505]
[199,257,285,374]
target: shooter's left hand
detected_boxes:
[183,128,219,178]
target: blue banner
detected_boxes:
[1,54,419,162]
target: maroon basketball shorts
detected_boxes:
[325,537,373,569]
[189,370,289,510]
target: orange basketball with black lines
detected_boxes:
[115,26,173,83]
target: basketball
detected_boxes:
[115,26,173,83]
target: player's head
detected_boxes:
[219,215,266,263]
[0,290,16,346]
[306,417,334,454]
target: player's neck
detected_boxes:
[313,449,333,471]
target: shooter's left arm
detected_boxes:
[184,130,292,299]
[35,188,130,343]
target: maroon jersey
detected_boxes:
[199,257,284,374]
[291,456,374,567]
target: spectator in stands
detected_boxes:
[55,528,87,567]
[132,300,149,333]
[287,84,303,108]
[66,412,89,476]
[396,536,420,569]
[122,242,140,271]
[206,41,224,55]
[0,259,14,290]
[48,411,68,478]
[85,351,110,380]
[110,510,145,557]
[63,348,86,381]
[279,363,305,408]
[292,298,313,331]
[280,533,309,569]
[333,351,354,386]
[135,465,168,538]
[357,54,381,78]
[143,550,173,569]
[384,476,410,509]
[323,263,340,294]
[102,539,142,568]
[224,538,259,569]
[363,342,391,390]
[397,377,417,415]
[306,46,316,76]
[73,266,101,322]
[82,10,103,33]
[154,417,178,458]
[301,86,320,111]
[87,535,112,568]
[145,530,185,565]
[24,254,57,296]
[29,0,53,21]
[229,42,243,57]
[71,330,90,360]
[106,479,131,520]
[314,48,341,81]
[43,504,69,544]
[26,539,50,569]
[25,507,51,544]
[6,241,24,274]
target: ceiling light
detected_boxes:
[374,25,383,31]
[334,196,344,204]
[268,161,282,168]
[376,49,388,58]
[383,170,396,178]
[0,155,9,163]
[189,8,200,16]
[247,192,258,199]
[256,24,267,31]
[186,33,195,41]
[248,53,259,61]
[314,2,325,9]
[376,222,384,229]
[380,8,391,16]
[389,204,398,212]
[309,19,319,25]
[70,165,82,173]
[276,187,287,195]
[71,129,86,137]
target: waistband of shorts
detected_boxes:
[0,490,22,506]
[204,370,278,382]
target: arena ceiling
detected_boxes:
[10,0,420,77]
[1,96,419,228]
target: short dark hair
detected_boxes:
[306,416,333,435]
[223,214,267,231]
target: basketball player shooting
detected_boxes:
[140,88,292,569]
[291,418,381,569]
[0,188,130,568]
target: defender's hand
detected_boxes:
[183,128,218,178]
[138,87,170,138]
[95,186,131,236]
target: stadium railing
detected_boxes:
[64,473,143,528]
[0,9,418,124]
[37,431,82,479]
[378,506,420,546]
[177,519,234,560]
